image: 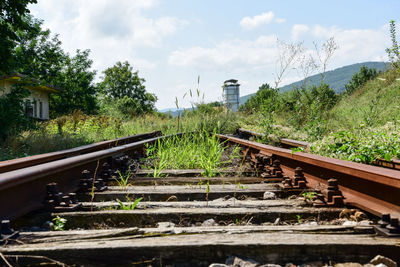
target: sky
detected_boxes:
[28,0,399,110]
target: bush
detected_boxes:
[0,84,31,141]
[343,66,379,95]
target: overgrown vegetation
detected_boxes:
[1,1,399,170]
[145,130,240,177]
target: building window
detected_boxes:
[25,103,33,117]
[33,101,37,118]
[39,102,43,119]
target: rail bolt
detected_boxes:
[283,177,293,188]
[81,170,91,179]
[1,220,14,235]
[378,214,391,228]
[313,193,327,207]
[293,167,307,187]
[294,167,304,176]
[326,179,342,203]
[387,218,400,233]
[61,196,72,207]
[68,193,77,204]
[46,182,59,195]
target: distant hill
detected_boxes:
[239,61,388,105]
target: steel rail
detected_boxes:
[236,128,309,148]
[0,133,175,220]
[0,131,161,173]
[0,131,161,174]
[217,134,400,219]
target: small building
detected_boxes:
[0,73,60,120]
[223,79,240,112]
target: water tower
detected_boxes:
[223,79,240,111]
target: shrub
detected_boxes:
[0,84,31,141]
[343,66,379,95]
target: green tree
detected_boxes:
[344,66,378,95]
[240,83,277,114]
[98,61,157,116]
[49,50,98,116]
[12,16,98,116]
[0,0,37,74]
[0,84,30,141]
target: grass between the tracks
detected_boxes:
[144,130,240,177]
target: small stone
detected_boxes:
[334,263,362,267]
[288,195,297,200]
[226,256,259,267]
[273,218,280,225]
[202,218,217,227]
[259,264,281,267]
[209,264,229,267]
[374,264,388,267]
[42,221,53,231]
[370,255,397,267]
[306,221,318,226]
[263,191,276,200]
[232,256,259,267]
[358,220,372,226]
[342,220,357,226]
[157,222,175,228]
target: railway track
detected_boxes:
[0,131,400,266]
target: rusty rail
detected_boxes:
[0,131,161,174]
[218,134,400,220]
[0,133,174,220]
[236,128,400,170]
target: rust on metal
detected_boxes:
[0,134,172,220]
[0,131,161,174]
[217,134,400,219]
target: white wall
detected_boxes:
[0,80,50,120]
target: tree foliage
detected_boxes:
[12,16,98,116]
[240,83,277,114]
[98,61,157,116]
[0,0,37,74]
[344,66,378,95]
[0,84,30,141]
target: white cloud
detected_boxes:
[308,25,389,67]
[291,24,310,40]
[169,35,278,69]
[29,0,187,73]
[240,11,275,30]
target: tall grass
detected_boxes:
[145,130,236,177]
[0,109,242,161]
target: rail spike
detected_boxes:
[313,178,344,207]
[44,182,82,212]
[374,214,400,237]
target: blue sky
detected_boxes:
[29,0,399,109]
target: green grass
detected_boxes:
[116,197,142,210]
[145,130,239,177]
[0,109,242,161]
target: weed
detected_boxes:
[114,170,131,189]
[117,197,143,210]
[296,214,303,224]
[236,182,248,191]
[302,192,317,201]
[146,130,229,177]
[52,216,67,231]
[206,179,210,204]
